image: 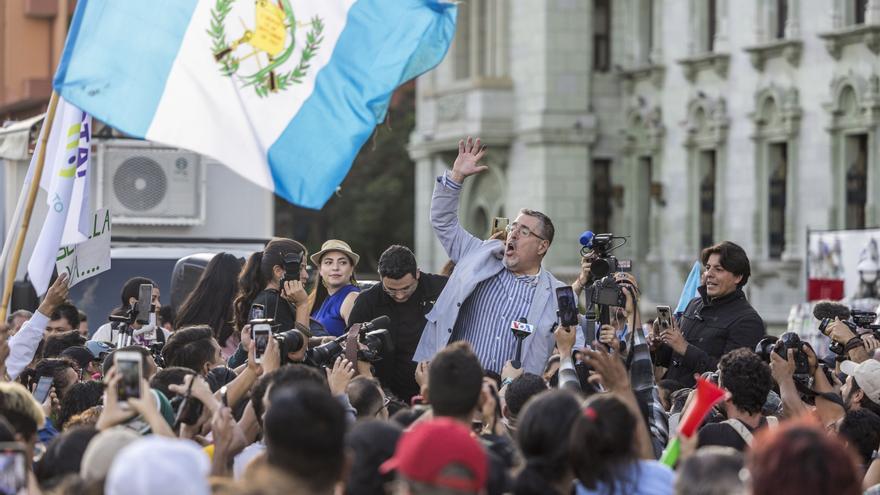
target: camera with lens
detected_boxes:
[588,275,627,308]
[579,232,631,279]
[359,329,394,362]
[306,317,395,368]
[282,252,303,284]
[754,335,779,362]
[773,332,812,377]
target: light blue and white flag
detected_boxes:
[27,97,92,295]
[53,0,456,209]
[675,261,703,315]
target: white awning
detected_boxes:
[0,114,45,161]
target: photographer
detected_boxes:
[90,277,166,346]
[822,317,872,364]
[653,241,765,388]
[348,245,447,401]
[229,238,309,368]
[232,238,310,335]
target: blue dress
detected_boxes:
[313,284,360,337]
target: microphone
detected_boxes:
[579,231,595,248]
[510,317,535,369]
[360,316,391,333]
[812,300,851,321]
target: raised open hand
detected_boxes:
[451,136,488,182]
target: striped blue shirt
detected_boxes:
[451,268,538,373]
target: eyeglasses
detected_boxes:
[382,281,418,296]
[505,223,546,240]
[373,396,391,417]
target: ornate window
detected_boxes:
[699,150,716,249]
[684,94,728,251]
[820,0,880,59]
[594,0,612,72]
[751,87,801,261]
[745,0,802,71]
[621,103,664,260]
[452,0,509,81]
[592,159,613,234]
[621,0,664,89]
[825,74,880,228]
[678,0,729,82]
[853,0,869,25]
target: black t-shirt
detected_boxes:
[348,273,447,401]
[252,289,297,333]
[697,417,768,451]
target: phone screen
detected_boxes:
[254,326,270,362]
[656,306,672,330]
[0,444,27,495]
[32,376,53,404]
[556,286,579,326]
[135,283,153,324]
[116,358,142,401]
[491,217,509,236]
[249,304,265,321]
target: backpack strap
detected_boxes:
[722,418,754,446]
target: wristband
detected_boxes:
[844,336,864,353]
[501,377,514,389]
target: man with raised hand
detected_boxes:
[414,137,580,375]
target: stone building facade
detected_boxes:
[409,0,880,328]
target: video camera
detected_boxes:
[579,231,631,279]
[814,301,880,355]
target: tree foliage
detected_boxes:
[275,83,416,274]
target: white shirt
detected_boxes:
[7,311,49,380]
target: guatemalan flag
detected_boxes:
[53,0,456,208]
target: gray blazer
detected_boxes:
[413,176,584,374]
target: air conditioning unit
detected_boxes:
[97,141,205,226]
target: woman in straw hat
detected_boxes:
[308,240,361,337]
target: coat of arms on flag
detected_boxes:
[209,0,324,97]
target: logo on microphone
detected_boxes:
[510,321,535,336]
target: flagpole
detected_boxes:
[0,92,60,322]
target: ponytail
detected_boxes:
[233,238,306,331]
[513,460,562,495]
[233,251,266,331]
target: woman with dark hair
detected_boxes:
[513,390,581,495]
[232,238,309,337]
[90,277,164,345]
[571,394,674,495]
[176,253,244,358]
[308,240,360,337]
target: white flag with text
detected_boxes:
[27,97,92,295]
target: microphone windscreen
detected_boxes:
[579,231,594,247]
[812,300,851,321]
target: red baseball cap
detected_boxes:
[379,418,487,492]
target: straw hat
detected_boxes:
[310,239,360,267]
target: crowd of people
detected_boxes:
[0,136,877,495]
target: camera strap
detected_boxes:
[345,323,360,374]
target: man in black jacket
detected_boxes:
[653,241,765,388]
[348,245,447,401]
